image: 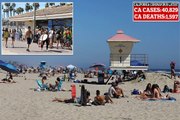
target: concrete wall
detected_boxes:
[108,42,134,67]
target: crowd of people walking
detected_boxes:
[2,26,72,52]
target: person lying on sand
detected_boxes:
[92,90,113,105]
[52,91,91,104]
[1,73,16,83]
[108,82,124,98]
[137,84,171,100]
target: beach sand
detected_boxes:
[0,72,180,120]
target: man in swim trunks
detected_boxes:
[25,26,33,52]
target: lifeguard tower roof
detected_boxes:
[107,30,140,42]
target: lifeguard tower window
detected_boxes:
[120,56,122,63]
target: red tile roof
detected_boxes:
[108,30,140,42]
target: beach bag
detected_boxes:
[131,89,140,95]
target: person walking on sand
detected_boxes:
[40,29,49,51]
[170,61,176,79]
[11,29,16,48]
[49,28,54,48]
[3,28,9,48]
[25,26,33,52]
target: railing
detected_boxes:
[110,54,148,66]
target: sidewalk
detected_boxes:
[1,39,73,55]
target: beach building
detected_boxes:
[107,30,148,70]
[8,5,73,32]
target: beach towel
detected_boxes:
[145,97,176,102]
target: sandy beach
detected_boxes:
[0,72,180,120]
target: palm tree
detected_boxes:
[3,9,7,18]
[45,3,49,8]
[11,3,16,16]
[9,6,13,16]
[16,7,24,14]
[20,7,24,14]
[33,3,40,10]
[29,5,33,11]
[4,3,10,18]
[25,3,30,12]
[2,5,5,18]
[60,3,66,6]
[49,3,55,6]
[16,8,21,15]
[13,9,16,16]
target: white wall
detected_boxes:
[108,41,134,67]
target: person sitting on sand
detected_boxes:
[92,90,113,105]
[137,84,170,100]
[143,83,152,96]
[151,84,171,100]
[0,73,16,83]
[108,82,124,98]
[41,76,49,89]
[174,80,180,92]
[49,77,61,90]
[52,91,91,104]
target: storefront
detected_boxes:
[36,18,72,30]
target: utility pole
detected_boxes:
[33,3,36,42]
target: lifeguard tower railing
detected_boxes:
[110,54,148,66]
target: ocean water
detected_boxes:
[149,69,180,76]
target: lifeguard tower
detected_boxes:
[107,30,148,70]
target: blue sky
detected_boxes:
[0,0,180,69]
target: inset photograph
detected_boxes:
[1,2,73,55]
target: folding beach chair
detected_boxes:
[57,80,63,91]
[36,80,48,91]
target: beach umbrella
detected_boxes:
[67,64,76,70]
[0,62,19,74]
[89,63,106,71]
[89,63,106,68]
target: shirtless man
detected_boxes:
[25,26,33,52]
[93,90,113,105]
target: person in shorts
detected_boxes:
[3,28,9,48]
[170,61,176,79]
[25,26,33,52]
[11,29,16,48]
